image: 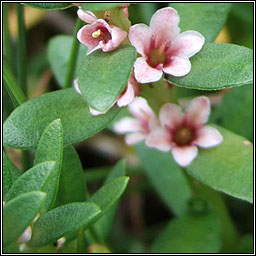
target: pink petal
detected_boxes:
[128,96,154,123]
[128,24,152,56]
[114,117,143,134]
[134,57,163,83]
[186,96,210,126]
[73,78,81,95]
[89,107,107,116]
[159,103,184,129]
[18,226,32,244]
[172,146,198,167]
[149,116,161,130]
[125,132,147,145]
[101,25,127,52]
[145,128,172,152]
[170,31,205,58]
[77,9,97,24]
[150,7,180,48]
[117,82,135,107]
[195,126,223,148]
[163,56,191,77]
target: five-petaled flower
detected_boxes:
[128,7,205,83]
[114,97,159,145]
[146,96,223,167]
[77,8,127,55]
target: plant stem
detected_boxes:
[77,228,87,253]
[3,3,15,72]
[64,18,84,89]
[17,3,27,95]
[3,57,27,106]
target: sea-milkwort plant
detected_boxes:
[3,2,253,254]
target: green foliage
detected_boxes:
[152,212,221,253]
[168,43,253,90]
[3,191,46,247]
[23,3,73,10]
[3,88,120,149]
[78,45,136,112]
[28,202,101,247]
[136,143,192,216]
[82,3,126,11]
[169,3,232,42]
[55,146,87,207]
[187,125,253,203]
[5,161,55,202]
[47,35,87,87]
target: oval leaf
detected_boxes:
[23,3,72,10]
[168,43,253,90]
[5,161,56,202]
[3,191,46,247]
[136,143,192,216]
[169,3,232,42]
[47,35,87,87]
[28,202,101,247]
[82,3,126,11]
[152,212,221,253]
[3,88,120,150]
[78,45,136,112]
[186,125,253,203]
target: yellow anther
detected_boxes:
[92,29,101,38]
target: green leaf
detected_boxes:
[55,146,87,207]
[78,45,136,112]
[136,143,192,216]
[211,84,253,141]
[3,151,21,199]
[95,160,126,241]
[3,88,120,150]
[82,3,126,11]
[28,202,101,247]
[168,43,253,90]
[152,212,221,253]
[23,3,72,10]
[89,176,129,220]
[47,35,87,87]
[186,125,253,203]
[34,119,63,212]
[5,161,55,202]
[3,191,46,247]
[169,3,232,42]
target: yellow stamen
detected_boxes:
[92,29,101,38]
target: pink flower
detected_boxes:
[77,8,127,55]
[146,96,223,167]
[114,97,159,145]
[74,74,140,116]
[128,7,205,83]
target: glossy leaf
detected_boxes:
[136,143,192,216]
[168,43,253,90]
[3,88,120,150]
[211,84,253,141]
[47,35,87,87]
[3,191,46,247]
[23,3,72,10]
[78,45,136,112]
[89,176,129,220]
[5,161,56,202]
[28,202,101,247]
[82,3,126,11]
[55,146,87,207]
[3,151,21,199]
[152,212,221,253]
[169,3,232,42]
[186,125,253,203]
[34,119,63,212]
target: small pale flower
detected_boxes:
[146,96,223,167]
[77,9,127,55]
[128,7,205,83]
[114,97,159,145]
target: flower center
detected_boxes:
[173,127,194,146]
[92,27,111,43]
[92,29,101,38]
[148,48,166,68]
